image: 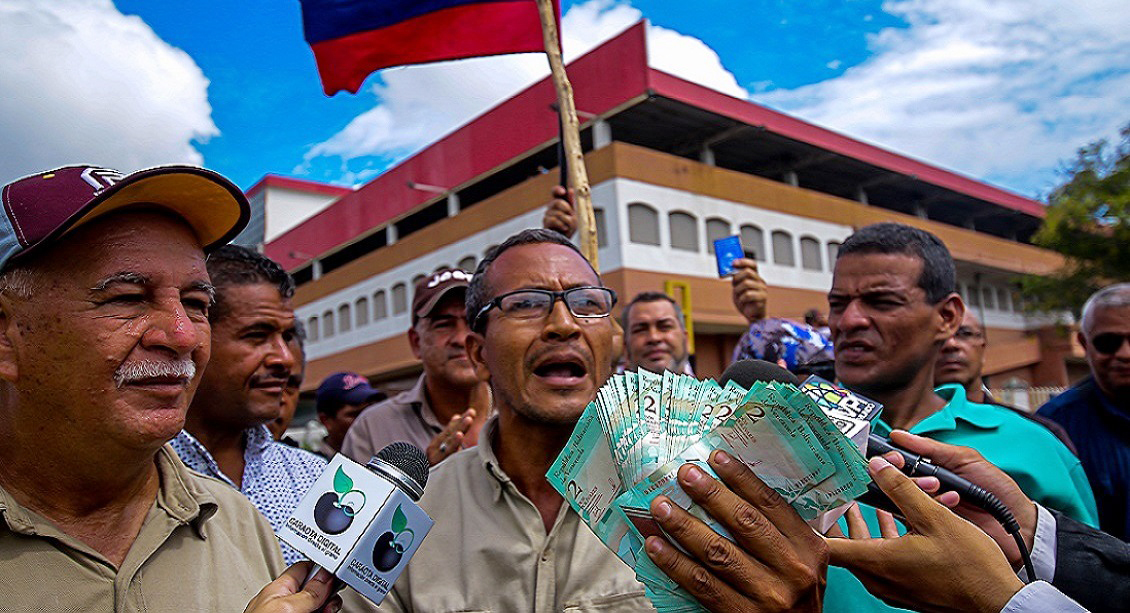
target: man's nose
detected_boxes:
[142,298,203,355]
[543,298,581,340]
[265,334,297,372]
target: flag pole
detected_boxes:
[536,0,599,272]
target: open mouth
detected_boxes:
[533,356,588,386]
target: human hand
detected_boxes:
[543,185,576,237]
[645,450,826,612]
[426,408,477,465]
[827,456,1024,613]
[730,259,767,324]
[244,561,341,613]
[886,430,1037,569]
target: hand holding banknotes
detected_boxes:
[644,449,827,613]
[827,456,1024,613]
[244,561,342,613]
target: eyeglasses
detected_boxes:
[474,286,617,329]
[1091,333,1130,355]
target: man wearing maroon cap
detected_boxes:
[343,268,490,466]
[0,166,336,611]
[315,371,386,458]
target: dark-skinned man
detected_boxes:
[171,245,328,565]
[343,268,489,466]
[377,229,827,613]
[0,165,337,612]
[314,371,385,459]
[622,291,693,374]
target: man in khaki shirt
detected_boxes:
[379,229,651,612]
[0,166,334,613]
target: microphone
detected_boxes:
[277,442,435,606]
[719,358,800,387]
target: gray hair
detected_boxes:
[0,265,44,300]
[1081,283,1130,334]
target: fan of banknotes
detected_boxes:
[547,366,881,613]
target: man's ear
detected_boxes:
[0,298,20,383]
[465,331,492,383]
[935,293,965,342]
[407,326,422,359]
[1077,330,1089,352]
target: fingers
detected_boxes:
[644,534,748,612]
[843,503,869,539]
[427,410,476,464]
[245,563,335,613]
[888,430,976,469]
[876,510,900,538]
[867,456,943,533]
[708,450,814,540]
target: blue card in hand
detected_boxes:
[713,235,743,277]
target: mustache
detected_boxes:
[114,359,196,388]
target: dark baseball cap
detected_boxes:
[0,165,250,272]
[412,267,472,325]
[316,372,385,414]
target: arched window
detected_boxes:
[338,304,352,332]
[705,217,732,254]
[374,290,388,320]
[982,286,996,310]
[593,208,608,248]
[627,203,660,245]
[966,283,981,307]
[322,310,335,338]
[771,230,795,266]
[355,297,369,327]
[307,316,319,342]
[669,211,698,252]
[800,236,822,271]
[740,224,766,261]
[411,274,425,289]
[997,288,1010,312]
[826,241,840,267]
[391,283,408,315]
[457,256,477,272]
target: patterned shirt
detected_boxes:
[171,425,328,564]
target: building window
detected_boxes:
[772,230,795,266]
[705,217,732,254]
[739,224,766,261]
[982,286,996,310]
[997,288,1011,312]
[308,316,319,342]
[323,310,335,338]
[355,297,370,327]
[1011,290,1023,312]
[826,241,840,266]
[966,283,981,307]
[669,211,699,252]
[627,203,660,245]
[374,290,388,320]
[338,304,352,332]
[411,274,425,289]
[800,236,822,271]
[392,283,408,315]
[593,208,608,248]
[457,256,477,272]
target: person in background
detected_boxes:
[935,310,1076,454]
[1040,283,1130,541]
[342,268,489,466]
[804,307,832,339]
[732,317,836,380]
[621,291,693,375]
[315,372,385,459]
[171,245,327,565]
[269,321,306,445]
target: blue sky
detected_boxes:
[2,0,1127,199]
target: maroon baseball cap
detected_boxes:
[412,267,472,325]
[0,165,250,272]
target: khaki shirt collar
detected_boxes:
[475,414,512,501]
[407,374,444,433]
[0,445,218,540]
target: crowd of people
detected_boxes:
[0,164,1127,613]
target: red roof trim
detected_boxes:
[245,174,352,200]
[645,68,1045,218]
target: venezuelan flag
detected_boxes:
[302,0,552,95]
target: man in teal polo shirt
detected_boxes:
[819,223,1096,613]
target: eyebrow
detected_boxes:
[91,272,216,303]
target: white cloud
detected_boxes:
[758,0,1130,197]
[300,0,746,180]
[0,0,216,185]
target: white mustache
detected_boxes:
[114,360,196,388]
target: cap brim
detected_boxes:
[41,166,249,256]
[413,283,468,322]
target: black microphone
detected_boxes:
[719,358,800,387]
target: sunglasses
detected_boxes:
[1091,333,1130,355]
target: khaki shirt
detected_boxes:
[342,375,442,463]
[379,417,653,613]
[0,446,285,613]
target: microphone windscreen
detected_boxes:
[719,359,800,388]
[376,442,430,489]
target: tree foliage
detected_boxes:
[1021,123,1130,317]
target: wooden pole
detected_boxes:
[535,0,599,272]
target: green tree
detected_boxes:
[1021,123,1130,317]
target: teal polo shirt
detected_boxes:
[821,384,1099,613]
